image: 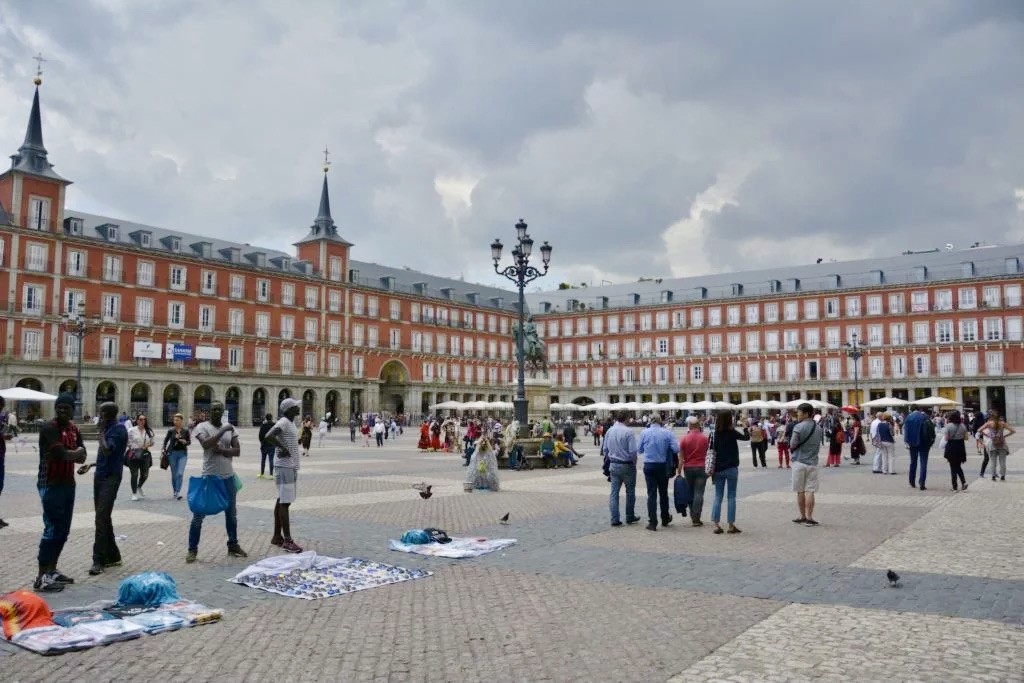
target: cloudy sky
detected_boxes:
[1,0,1022,292]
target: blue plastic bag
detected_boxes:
[673,476,691,514]
[187,475,229,516]
[116,572,180,607]
[401,529,430,545]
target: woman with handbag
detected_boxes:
[126,415,155,501]
[162,413,192,501]
[980,410,1015,481]
[848,417,865,466]
[709,411,749,535]
[943,411,969,491]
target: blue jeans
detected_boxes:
[168,450,188,496]
[38,485,76,572]
[188,475,238,551]
[711,467,738,524]
[908,446,929,487]
[259,444,274,476]
[609,462,637,523]
[507,445,521,469]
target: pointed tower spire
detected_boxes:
[314,173,333,228]
[8,55,67,183]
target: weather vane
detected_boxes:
[322,146,331,173]
[33,52,46,85]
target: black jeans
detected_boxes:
[350,428,356,442]
[93,474,122,565]
[127,460,150,493]
[643,463,671,526]
[948,458,967,490]
[979,446,989,475]
[751,442,767,467]
[375,432,384,447]
[683,467,708,521]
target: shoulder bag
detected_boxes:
[704,431,717,476]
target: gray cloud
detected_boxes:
[1,0,1021,291]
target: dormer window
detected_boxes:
[105,225,120,241]
[170,237,180,252]
[63,217,83,236]
[139,233,151,247]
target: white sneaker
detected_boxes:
[131,494,139,501]
[138,488,145,499]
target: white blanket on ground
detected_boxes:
[230,551,432,600]
[389,537,517,558]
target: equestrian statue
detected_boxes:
[512,317,547,377]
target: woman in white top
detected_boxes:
[317,418,329,447]
[126,415,156,501]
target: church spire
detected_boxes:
[293,148,352,246]
[8,54,68,183]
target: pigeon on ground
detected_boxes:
[886,569,900,587]
[499,512,510,525]
[418,485,433,500]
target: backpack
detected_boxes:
[750,425,764,442]
[834,429,846,444]
[992,427,1007,451]
[921,419,936,448]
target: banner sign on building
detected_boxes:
[195,346,222,361]
[133,341,163,359]
[165,343,194,361]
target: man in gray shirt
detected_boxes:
[602,410,640,527]
[790,403,823,527]
[187,401,247,562]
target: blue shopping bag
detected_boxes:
[673,476,691,514]
[187,475,229,516]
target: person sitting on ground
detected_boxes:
[538,433,556,468]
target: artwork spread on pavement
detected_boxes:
[1,577,223,656]
[389,537,518,558]
[231,551,432,600]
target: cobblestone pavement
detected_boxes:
[1,427,1022,682]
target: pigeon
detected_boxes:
[411,482,429,492]
[418,485,433,500]
[886,569,900,587]
[499,512,510,525]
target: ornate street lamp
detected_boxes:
[492,219,552,434]
[845,332,866,416]
[60,302,96,419]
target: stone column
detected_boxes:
[237,386,252,427]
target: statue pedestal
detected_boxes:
[524,375,551,425]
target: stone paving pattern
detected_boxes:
[1,427,1022,682]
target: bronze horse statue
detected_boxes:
[512,318,547,378]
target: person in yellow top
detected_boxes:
[552,435,581,468]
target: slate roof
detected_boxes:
[61,209,518,311]
[525,244,1024,313]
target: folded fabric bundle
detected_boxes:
[0,590,54,640]
[11,626,95,655]
[124,612,187,634]
[156,600,223,626]
[75,619,146,644]
[52,609,116,628]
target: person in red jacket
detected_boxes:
[676,416,710,526]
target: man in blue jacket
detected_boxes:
[903,406,934,490]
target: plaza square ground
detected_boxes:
[1,426,1022,682]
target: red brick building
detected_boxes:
[1,81,518,425]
